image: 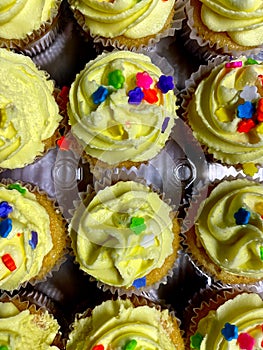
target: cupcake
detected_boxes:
[184,178,263,285]
[0,291,64,349]
[186,287,263,350]
[184,0,263,59]
[69,179,181,294]
[66,296,185,349]
[67,0,186,50]
[0,180,68,291]
[0,0,62,57]
[67,50,177,171]
[182,56,263,174]
[0,48,63,171]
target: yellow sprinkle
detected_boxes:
[242,162,258,176]
[256,122,263,134]
[215,107,232,122]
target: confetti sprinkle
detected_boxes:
[260,246,263,260]
[0,201,12,218]
[7,184,26,195]
[132,276,146,288]
[130,217,146,235]
[242,163,258,176]
[234,208,251,225]
[128,87,144,105]
[190,332,203,350]
[123,339,137,350]
[29,231,38,249]
[237,101,255,119]
[256,99,263,122]
[237,332,255,350]
[221,322,238,341]
[136,71,153,89]
[92,345,104,350]
[92,86,109,104]
[237,118,256,133]
[240,86,259,102]
[2,254,16,271]
[108,69,125,89]
[225,61,242,68]
[245,58,258,65]
[0,219,12,238]
[142,88,158,104]
[161,117,170,133]
[156,75,174,93]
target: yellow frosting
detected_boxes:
[192,293,263,350]
[200,0,263,46]
[66,299,177,350]
[195,179,263,278]
[0,184,53,290]
[0,0,60,40]
[68,50,177,165]
[0,301,60,349]
[68,0,175,39]
[69,181,174,288]
[0,48,62,169]
[188,57,263,165]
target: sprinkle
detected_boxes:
[156,75,174,93]
[240,86,259,102]
[161,117,170,133]
[258,75,263,85]
[29,231,38,249]
[58,86,69,110]
[132,276,146,288]
[225,61,243,68]
[0,346,9,350]
[260,246,263,260]
[256,122,263,133]
[128,87,144,105]
[57,136,70,151]
[0,219,12,238]
[242,162,258,176]
[92,345,104,350]
[92,86,109,104]
[221,323,238,341]
[237,101,255,119]
[237,332,255,350]
[0,201,12,218]
[237,119,256,133]
[142,88,158,104]
[108,69,125,89]
[234,208,251,225]
[136,71,153,89]
[123,339,137,350]
[190,333,203,350]
[2,254,16,271]
[130,217,146,235]
[245,58,259,65]
[7,184,26,195]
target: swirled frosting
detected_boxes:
[68,50,176,165]
[191,293,263,350]
[66,299,181,350]
[69,181,175,288]
[0,49,62,169]
[0,301,60,349]
[0,0,60,40]
[200,0,263,46]
[188,57,263,165]
[0,183,53,290]
[195,179,263,278]
[68,0,175,39]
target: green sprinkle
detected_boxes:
[108,69,125,89]
[129,217,146,235]
[190,333,203,349]
[260,246,263,260]
[7,184,26,195]
[123,339,137,350]
[245,58,259,65]
[0,346,9,350]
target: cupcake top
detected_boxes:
[200,0,263,47]
[68,0,176,40]
[0,0,60,41]
[0,183,55,290]
[0,48,62,169]
[186,56,263,166]
[66,298,184,350]
[193,178,263,281]
[190,292,263,350]
[0,299,61,349]
[67,50,176,166]
[69,181,177,289]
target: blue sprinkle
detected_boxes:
[221,322,238,341]
[0,218,12,238]
[161,117,170,133]
[156,75,174,94]
[237,101,255,119]
[0,201,13,218]
[92,86,109,104]
[132,276,146,288]
[128,87,144,105]
[28,231,38,249]
[234,208,251,225]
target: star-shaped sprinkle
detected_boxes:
[132,276,146,288]
[136,71,153,89]
[237,118,256,133]
[234,208,251,225]
[128,87,144,105]
[108,69,125,89]
[0,201,13,219]
[190,332,203,350]
[142,88,158,104]
[240,86,259,102]
[237,332,255,350]
[237,101,255,119]
[221,322,238,341]
[92,86,109,104]
[92,345,104,350]
[156,75,174,93]
[129,217,146,234]
[242,162,258,176]
[123,339,137,350]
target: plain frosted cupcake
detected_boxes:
[0,0,62,57]
[182,56,263,174]
[67,50,177,171]
[0,48,63,171]
[67,0,186,50]
[184,178,263,285]
[0,180,68,291]
[66,296,185,349]
[69,179,181,294]
[184,0,263,58]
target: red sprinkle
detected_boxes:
[143,88,158,104]
[92,345,104,350]
[237,119,256,133]
[57,136,70,151]
[2,254,16,271]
